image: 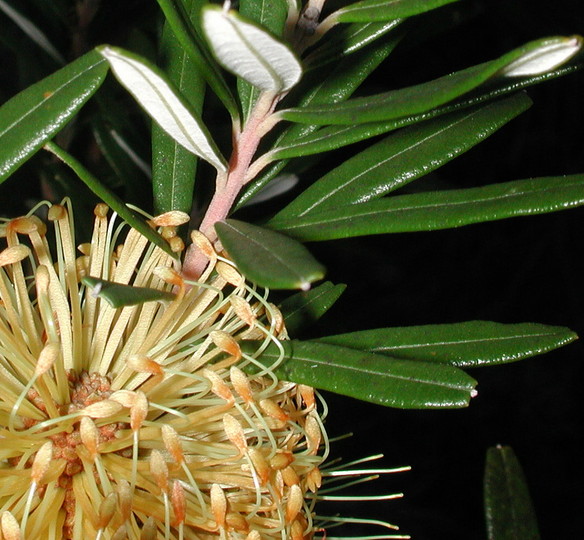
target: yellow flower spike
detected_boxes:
[282,465,301,487]
[248,448,270,486]
[79,416,100,459]
[150,211,190,228]
[223,413,248,454]
[230,365,254,403]
[139,517,157,540]
[286,484,304,523]
[204,368,235,403]
[230,295,256,327]
[259,398,290,422]
[215,260,245,287]
[210,484,227,530]
[96,492,118,532]
[0,244,30,266]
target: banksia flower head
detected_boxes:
[0,201,328,539]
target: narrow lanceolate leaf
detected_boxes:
[331,0,459,23]
[281,36,582,125]
[98,45,226,172]
[155,0,239,120]
[279,282,347,336]
[242,340,478,408]
[484,446,541,540]
[152,1,206,214]
[268,174,584,241]
[82,277,175,308]
[0,50,108,183]
[202,6,302,93]
[215,220,325,290]
[45,142,176,258]
[274,94,531,219]
[315,322,577,368]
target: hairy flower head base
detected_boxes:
[0,201,329,539]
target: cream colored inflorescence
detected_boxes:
[0,201,328,539]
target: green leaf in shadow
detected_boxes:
[484,446,541,540]
[0,50,108,182]
[215,219,325,290]
[279,281,346,336]
[315,321,577,368]
[82,277,175,308]
[268,173,584,241]
[241,340,477,408]
[333,0,459,23]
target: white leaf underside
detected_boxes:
[203,7,302,93]
[99,46,226,172]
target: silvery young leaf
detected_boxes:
[152,1,205,214]
[45,142,175,258]
[98,45,226,173]
[215,219,325,290]
[279,281,347,336]
[268,174,584,241]
[241,340,477,408]
[484,446,541,540]
[155,0,239,120]
[202,5,302,93]
[332,0,459,24]
[238,0,289,120]
[82,277,175,309]
[273,93,530,219]
[281,36,582,125]
[315,321,577,368]
[0,50,108,183]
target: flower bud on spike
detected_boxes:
[223,413,248,453]
[0,245,30,267]
[210,484,227,529]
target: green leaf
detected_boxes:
[279,281,347,336]
[484,446,541,540]
[242,340,477,408]
[202,6,302,94]
[98,45,226,173]
[45,141,176,258]
[268,173,584,241]
[269,62,582,159]
[152,0,206,214]
[332,0,459,23]
[274,94,531,219]
[0,50,108,183]
[238,0,289,120]
[215,219,325,290]
[306,20,402,68]
[281,36,582,125]
[155,0,239,120]
[82,277,175,308]
[315,321,577,368]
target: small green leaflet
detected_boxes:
[202,6,302,94]
[331,0,460,24]
[82,277,175,308]
[215,219,325,290]
[0,50,108,182]
[241,340,477,408]
[98,45,226,173]
[279,281,347,336]
[315,321,577,368]
[268,173,584,241]
[484,446,541,540]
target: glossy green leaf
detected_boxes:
[0,50,108,183]
[155,0,239,119]
[281,36,581,125]
[306,20,402,68]
[152,0,205,214]
[274,94,530,219]
[484,446,541,540]
[242,340,477,408]
[237,30,403,209]
[45,142,176,258]
[202,6,302,93]
[82,277,175,308]
[279,281,347,336]
[98,45,226,173]
[215,219,325,290]
[270,62,582,159]
[332,0,459,23]
[238,0,289,120]
[269,173,584,241]
[315,321,577,368]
